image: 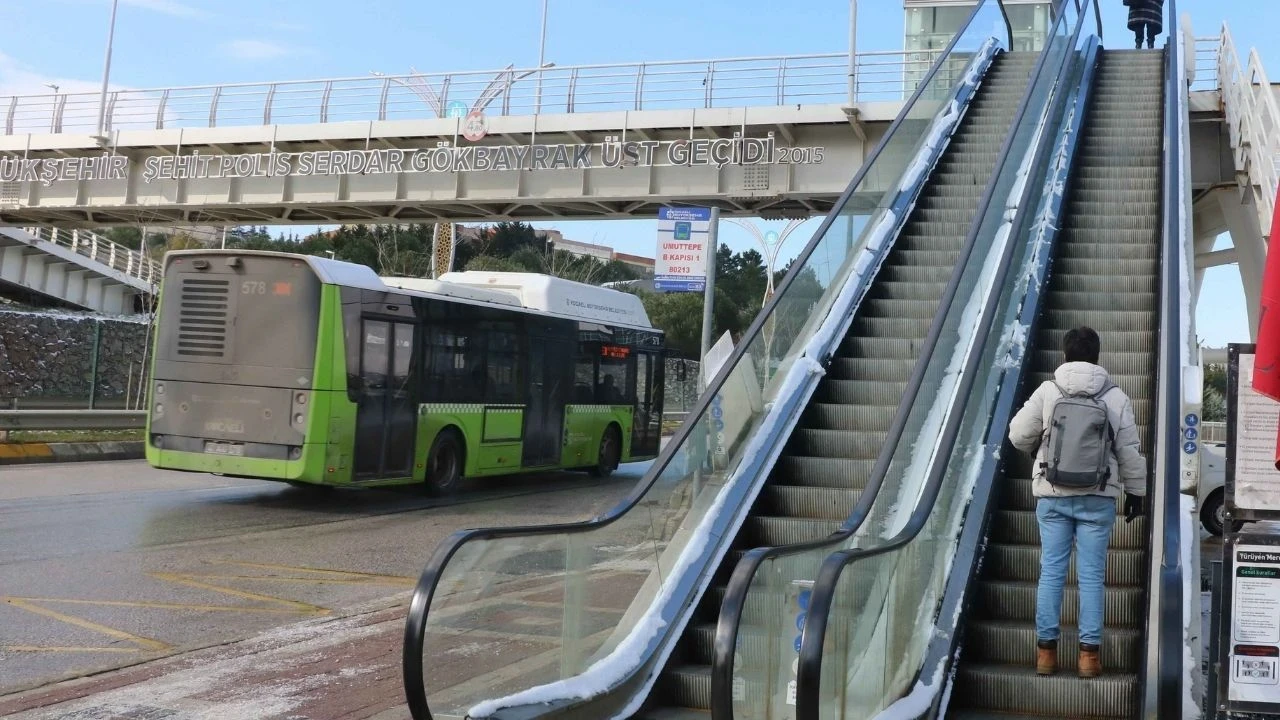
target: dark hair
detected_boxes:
[1063,326,1100,364]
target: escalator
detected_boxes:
[635,51,1038,720]
[945,49,1164,720]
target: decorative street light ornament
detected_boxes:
[431,222,456,278]
[462,111,488,142]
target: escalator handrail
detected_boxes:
[400,4,1018,718]
[706,2,1021,713]
[1154,0,1188,713]
[792,2,1096,717]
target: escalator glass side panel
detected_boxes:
[410,11,1012,720]
[788,3,1105,720]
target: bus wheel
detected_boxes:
[591,426,621,478]
[425,430,464,495]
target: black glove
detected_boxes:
[1123,493,1143,523]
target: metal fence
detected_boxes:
[1,50,941,136]
[20,226,161,288]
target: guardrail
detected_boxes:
[0,50,941,136]
[1212,23,1280,237]
[20,226,161,288]
[0,409,146,431]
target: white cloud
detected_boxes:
[221,40,291,61]
[0,52,173,135]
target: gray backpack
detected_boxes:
[1040,381,1117,491]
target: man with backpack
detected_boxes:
[1008,326,1147,679]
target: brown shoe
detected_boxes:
[1036,639,1057,675]
[1079,643,1102,678]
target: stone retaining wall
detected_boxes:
[0,311,152,408]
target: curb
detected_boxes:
[0,441,144,465]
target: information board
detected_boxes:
[1228,344,1280,519]
[655,206,712,292]
[1229,543,1280,707]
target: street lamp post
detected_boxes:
[96,0,120,137]
[726,218,809,306]
[536,0,549,113]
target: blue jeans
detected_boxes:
[1035,495,1117,647]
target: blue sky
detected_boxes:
[0,0,1271,348]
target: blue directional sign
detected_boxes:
[1184,427,1198,441]
[796,612,807,631]
[1185,413,1199,427]
[1184,440,1198,455]
[446,100,468,118]
[656,206,713,293]
[794,635,804,653]
[798,589,811,610]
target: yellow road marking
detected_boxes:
[3,597,169,652]
[1,645,143,654]
[12,597,307,615]
[149,572,328,615]
[208,560,415,584]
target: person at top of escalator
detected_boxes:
[1007,326,1147,680]
[1124,0,1164,49]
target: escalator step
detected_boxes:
[802,402,896,432]
[771,456,875,489]
[897,221,972,238]
[762,485,863,520]
[827,356,915,381]
[964,621,1141,671]
[655,665,712,712]
[974,580,1146,625]
[816,378,907,405]
[990,510,1147,548]
[881,264,954,283]
[983,544,1146,585]
[863,298,944,319]
[952,664,1137,718]
[1043,291,1155,312]
[1047,274,1157,294]
[852,316,934,339]
[1030,349,1154,376]
[790,428,885,459]
[747,515,843,545]
[1038,309,1157,331]
[841,336,927,358]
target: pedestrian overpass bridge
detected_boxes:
[0,52,916,229]
[0,22,1267,337]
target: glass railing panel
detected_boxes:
[729,2,1096,719]
[409,3,1017,719]
[724,5,1024,720]
[801,4,1099,720]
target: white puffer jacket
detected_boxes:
[1008,361,1147,500]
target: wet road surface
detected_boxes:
[0,459,642,696]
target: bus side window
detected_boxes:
[361,320,390,390]
[597,356,630,404]
[574,354,596,404]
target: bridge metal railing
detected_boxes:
[1194,22,1280,237]
[0,51,940,136]
[19,226,162,288]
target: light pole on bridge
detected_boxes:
[96,0,120,138]
[724,218,810,307]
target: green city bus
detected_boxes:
[144,250,665,492]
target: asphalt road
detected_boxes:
[0,459,642,696]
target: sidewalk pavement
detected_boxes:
[0,595,414,720]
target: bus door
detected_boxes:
[522,325,573,467]
[354,319,417,478]
[631,351,663,457]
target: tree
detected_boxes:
[1203,362,1228,422]
[464,254,527,273]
